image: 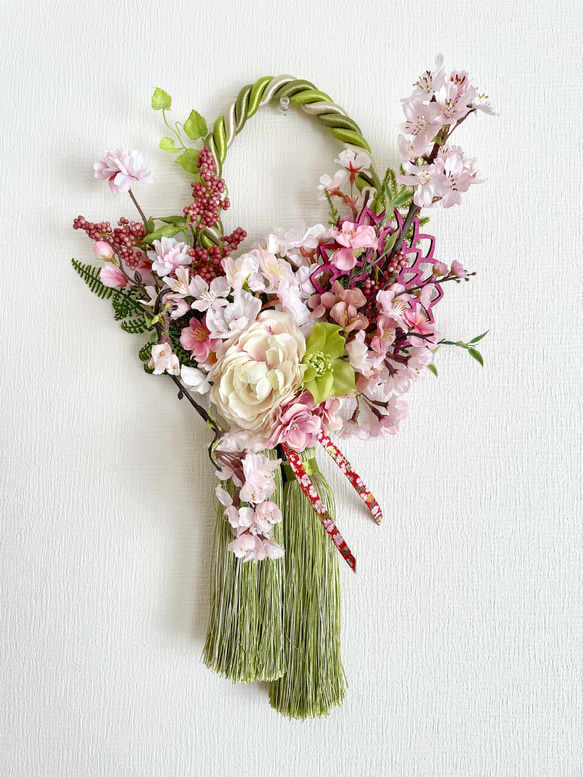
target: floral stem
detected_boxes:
[128,189,149,232]
[168,374,224,468]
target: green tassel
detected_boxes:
[203,449,285,683]
[269,449,346,718]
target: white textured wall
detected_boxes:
[2,1,582,775]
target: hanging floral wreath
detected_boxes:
[73,57,494,718]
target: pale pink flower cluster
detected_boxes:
[397,56,493,208]
[215,452,284,562]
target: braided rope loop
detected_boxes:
[202,75,381,247]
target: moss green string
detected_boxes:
[203,448,285,683]
[269,449,345,719]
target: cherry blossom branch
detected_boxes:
[168,374,224,468]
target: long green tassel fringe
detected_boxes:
[269,449,346,719]
[203,449,285,683]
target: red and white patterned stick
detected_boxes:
[281,444,357,573]
[317,431,383,525]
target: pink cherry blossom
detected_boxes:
[371,315,397,356]
[147,342,179,375]
[436,147,473,208]
[330,222,378,272]
[402,55,445,102]
[330,301,368,333]
[398,133,431,162]
[190,275,231,311]
[376,285,411,329]
[317,169,349,199]
[100,264,128,290]
[397,161,447,208]
[239,452,280,504]
[399,100,443,156]
[267,401,322,452]
[372,395,408,438]
[435,80,474,125]
[403,302,440,346]
[180,317,221,362]
[151,237,191,277]
[94,149,153,194]
[164,267,194,297]
[335,149,372,185]
[221,252,264,292]
[254,500,282,527]
[228,532,284,562]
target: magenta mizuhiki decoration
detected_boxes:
[73,58,494,718]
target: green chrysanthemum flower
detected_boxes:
[302,322,356,404]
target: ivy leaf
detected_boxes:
[160,136,181,153]
[183,110,207,140]
[427,363,438,377]
[469,330,490,344]
[152,88,172,110]
[468,348,484,366]
[175,148,200,174]
[144,224,184,244]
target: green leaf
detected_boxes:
[379,230,398,258]
[160,136,181,153]
[427,363,438,377]
[183,109,207,140]
[143,224,184,244]
[469,330,490,344]
[175,148,200,175]
[393,189,413,207]
[152,88,172,110]
[468,348,484,366]
[157,215,187,226]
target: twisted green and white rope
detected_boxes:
[202,75,381,246]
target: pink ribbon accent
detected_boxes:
[282,444,357,573]
[317,431,383,525]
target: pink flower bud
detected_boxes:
[451,260,468,278]
[100,264,128,290]
[93,241,116,262]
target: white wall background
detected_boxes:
[1,1,582,775]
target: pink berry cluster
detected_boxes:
[361,252,409,321]
[183,146,231,230]
[190,226,247,283]
[73,216,147,268]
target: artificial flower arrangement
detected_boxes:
[73,59,493,718]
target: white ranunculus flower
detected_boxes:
[209,311,306,435]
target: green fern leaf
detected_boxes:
[139,342,153,362]
[121,317,149,334]
[72,259,114,300]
